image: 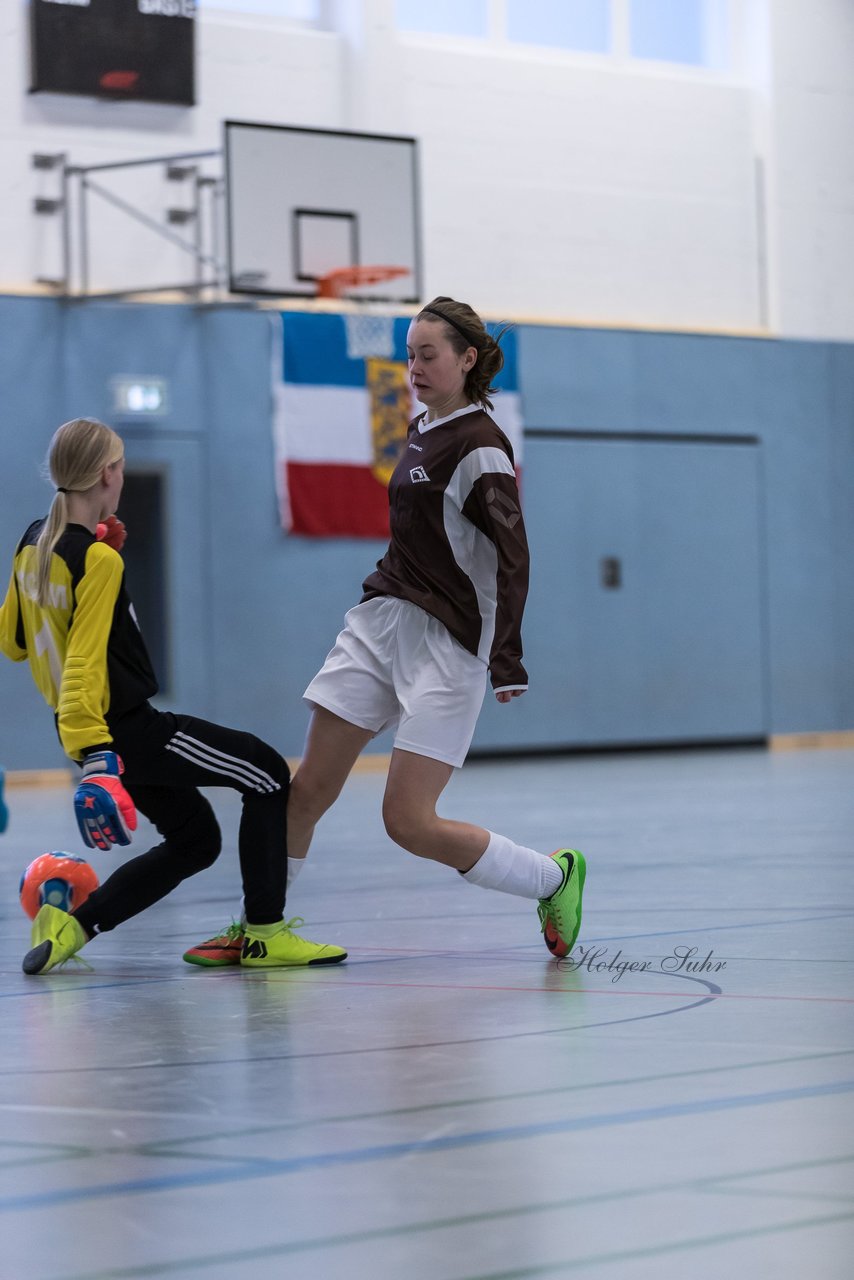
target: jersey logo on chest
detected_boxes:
[410,466,430,483]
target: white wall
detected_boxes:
[396,42,759,329]
[767,0,854,340]
[2,0,853,337]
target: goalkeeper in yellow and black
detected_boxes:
[0,416,347,974]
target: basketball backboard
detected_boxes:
[224,120,422,302]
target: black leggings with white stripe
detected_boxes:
[72,705,289,935]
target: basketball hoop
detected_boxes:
[318,265,411,359]
[316,265,410,299]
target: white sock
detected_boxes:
[461,831,563,900]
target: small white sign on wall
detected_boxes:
[111,376,169,416]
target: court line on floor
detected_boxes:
[580,909,854,944]
[130,1047,854,1152]
[0,977,199,1000]
[458,1212,854,1279]
[343,943,854,968]
[0,976,724,1078]
[51,1154,854,1279]
[0,970,715,1003]
[702,1184,854,1206]
[264,970,853,1004]
[4,951,850,1010]
[2,1078,853,1213]
[10,966,850,1082]
[3,1047,851,1138]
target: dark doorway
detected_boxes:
[118,470,169,695]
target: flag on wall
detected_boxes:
[273,310,524,538]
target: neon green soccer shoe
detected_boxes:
[537,849,586,958]
[240,917,347,968]
[23,904,90,975]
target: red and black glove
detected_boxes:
[95,516,127,552]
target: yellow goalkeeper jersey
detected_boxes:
[0,521,158,760]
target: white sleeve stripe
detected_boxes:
[443,447,515,666]
[445,446,514,512]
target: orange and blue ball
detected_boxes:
[19,852,99,920]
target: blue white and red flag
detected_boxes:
[273,311,523,537]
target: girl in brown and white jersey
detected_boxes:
[191,297,587,964]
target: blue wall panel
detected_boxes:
[751,340,839,732]
[515,322,853,737]
[519,326,638,430]
[518,327,765,437]
[0,298,67,770]
[473,435,766,751]
[632,332,764,436]
[829,345,854,731]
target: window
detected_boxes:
[507,0,611,55]
[628,0,728,68]
[394,0,730,72]
[199,0,320,19]
[394,0,489,39]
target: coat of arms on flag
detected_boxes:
[272,310,524,538]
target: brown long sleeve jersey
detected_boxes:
[362,407,530,691]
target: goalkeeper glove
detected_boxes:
[95,516,127,552]
[74,750,137,851]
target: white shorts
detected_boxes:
[303,596,488,768]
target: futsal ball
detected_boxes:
[19,852,99,920]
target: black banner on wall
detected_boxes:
[30,0,196,106]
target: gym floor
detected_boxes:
[1,746,853,1280]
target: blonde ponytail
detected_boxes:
[36,418,124,607]
[35,494,71,608]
